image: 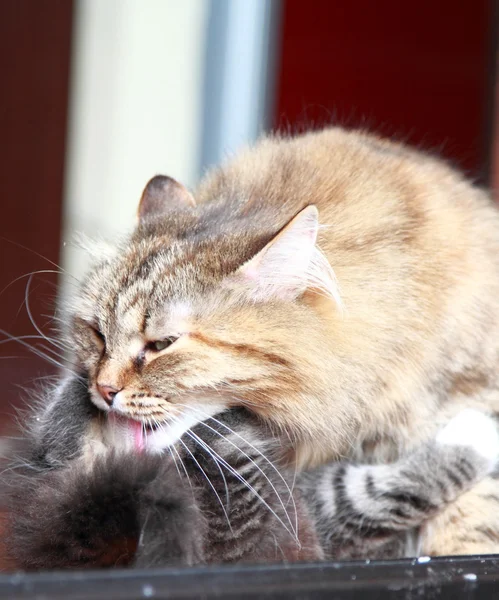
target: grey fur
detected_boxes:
[3,375,496,568]
[299,441,493,559]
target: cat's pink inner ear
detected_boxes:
[237,205,320,301]
[138,175,196,221]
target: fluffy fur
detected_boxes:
[3,377,499,568]
[16,127,499,556]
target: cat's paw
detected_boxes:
[436,409,499,470]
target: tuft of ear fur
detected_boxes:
[235,206,342,307]
[72,231,118,263]
[139,175,196,221]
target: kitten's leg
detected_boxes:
[133,461,206,568]
[300,409,499,559]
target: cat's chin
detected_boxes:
[104,403,227,455]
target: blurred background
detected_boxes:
[0,0,497,434]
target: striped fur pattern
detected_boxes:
[3,377,498,568]
[4,388,322,569]
[30,127,499,555]
[300,409,499,559]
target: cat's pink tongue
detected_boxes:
[108,413,145,453]
[131,420,145,453]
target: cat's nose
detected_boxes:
[97,384,121,407]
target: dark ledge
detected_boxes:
[0,555,498,599]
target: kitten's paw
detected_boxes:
[436,409,499,469]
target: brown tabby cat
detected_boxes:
[70,126,499,556]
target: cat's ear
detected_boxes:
[234,205,341,305]
[138,175,196,221]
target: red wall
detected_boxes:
[276,0,494,180]
[0,1,73,428]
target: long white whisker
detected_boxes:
[166,413,229,509]
[145,417,192,492]
[0,269,65,300]
[170,442,193,490]
[36,343,67,362]
[0,334,57,347]
[184,426,298,542]
[288,456,299,503]
[0,328,85,381]
[24,274,70,355]
[0,237,77,279]
[176,402,298,536]
[169,429,233,532]
[169,429,231,513]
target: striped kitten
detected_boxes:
[63,127,499,554]
[4,375,498,568]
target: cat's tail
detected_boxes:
[4,452,205,570]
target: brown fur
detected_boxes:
[69,127,499,555]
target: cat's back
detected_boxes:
[197,126,491,214]
[196,127,499,320]
[196,128,499,437]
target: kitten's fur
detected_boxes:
[4,378,499,569]
[14,127,499,556]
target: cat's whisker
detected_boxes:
[33,345,82,378]
[170,442,193,491]
[173,432,234,533]
[174,421,230,511]
[37,343,67,362]
[0,236,76,278]
[163,412,229,506]
[40,314,65,333]
[0,269,67,301]
[168,445,182,477]
[146,415,193,491]
[26,374,59,382]
[176,402,298,537]
[24,274,71,356]
[184,425,298,543]
[0,336,70,371]
[45,314,70,328]
[288,457,299,502]
[141,420,148,453]
[0,334,56,347]
[169,405,295,535]
[183,426,263,517]
[40,327,73,352]
[194,421,298,539]
[0,328,85,382]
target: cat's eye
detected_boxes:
[147,337,178,352]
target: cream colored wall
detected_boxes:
[61,0,280,296]
[62,0,208,289]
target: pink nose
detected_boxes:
[97,384,120,406]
